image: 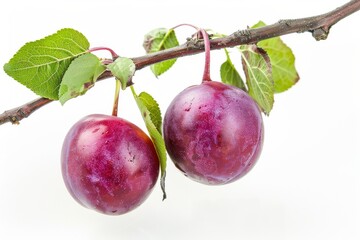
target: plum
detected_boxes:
[61,114,159,215]
[163,81,263,185]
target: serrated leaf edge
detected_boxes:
[4,28,89,73]
[3,28,90,100]
[240,45,274,115]
[130,86,167,200]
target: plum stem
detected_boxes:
[171,24,212,82]
[112,78,121,116]
[171,23,199,31]
[199,29,212,82]
[88,47,119,59]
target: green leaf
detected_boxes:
[58,53,106,104]
[220,49,246,91]
[252,21,299,93]
[131,86,167,200]
[138,92,163,134]
[3,28,89,100]
[107,57,135,90]
[240,44,274,115]
[143,28,179,77]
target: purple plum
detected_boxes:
[61,114,159,215]
[163,81,264,185]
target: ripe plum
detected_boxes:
[163,81,263,185]
[61,114,159,215]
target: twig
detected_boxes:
[1,0,360,125]
[0,98,52,125]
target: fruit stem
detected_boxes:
[88,47,119,60]
[112,78,121,116]
[199,29,212,82]
[171,24,212,82]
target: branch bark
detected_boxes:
[1,0,360,125]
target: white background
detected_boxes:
[0,0,359,239]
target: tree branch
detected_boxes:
[1,0,360,125]
[0,97,52,125]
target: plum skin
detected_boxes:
[61,114,159,215]
[163,81,264,185]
